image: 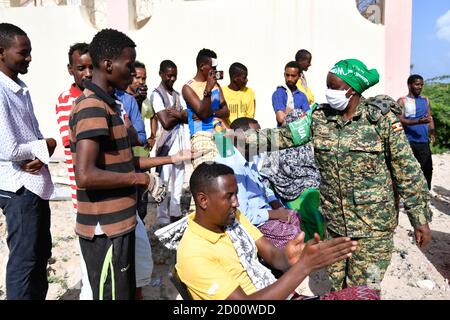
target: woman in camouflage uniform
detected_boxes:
[244,59,432,294]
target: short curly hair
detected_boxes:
[89,28,136,68]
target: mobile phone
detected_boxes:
[215,70,224,80]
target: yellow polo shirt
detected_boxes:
[222,86,256,126]
[176,211,263,300]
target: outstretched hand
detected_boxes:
[171,148,214,164]
[296,233,358,274]
[285,232,306,266]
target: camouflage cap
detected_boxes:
[330,59,380,94]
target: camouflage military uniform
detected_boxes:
[245,95,432,291]
[312,95,432,290]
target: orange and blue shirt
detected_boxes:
[185,79,221,136]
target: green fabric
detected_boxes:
[287,188,324,241]
[141,98,155,119]
[288,103,317,146]
[133,146,150,157]
[99,245,115,300]
[214,131,235,158]
[330,59,379,94]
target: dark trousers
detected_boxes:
[0,187,52,300]
[79,232,136,300]
[410,142,433,190]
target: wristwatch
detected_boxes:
[203,89,211,97]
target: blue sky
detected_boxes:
[411,0,450,80]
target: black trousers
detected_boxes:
[0,187,52,300]
[410,142,433,190]
[79,232,136,300]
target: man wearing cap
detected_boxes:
[240,59,432,293]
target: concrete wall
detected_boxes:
[0,0,412,159]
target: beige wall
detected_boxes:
[0,0,412,159]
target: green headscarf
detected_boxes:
[330,59,380,94]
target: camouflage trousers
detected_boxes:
[326,229,394,292]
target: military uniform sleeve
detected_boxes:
[384,112,432,227]
[244,126,296,153]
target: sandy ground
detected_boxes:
[1,153,449,300]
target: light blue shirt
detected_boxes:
[0,71,54,199]
[115,90,147,145]
[215,147,278,226]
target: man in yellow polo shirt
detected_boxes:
[222,62,256,126]
[176,162,379,300]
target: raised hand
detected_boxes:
[296,234,358,274]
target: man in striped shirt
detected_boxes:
[69,29,190,300]
[57,42,155,300]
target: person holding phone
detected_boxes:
[182,48,229,169]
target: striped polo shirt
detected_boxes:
[69,81,136,239]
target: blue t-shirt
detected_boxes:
[115,90,147,145]
[403,96,429,144]
[272,86,309,126]
[187,88,221,136]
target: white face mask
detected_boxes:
[325,88,351,111]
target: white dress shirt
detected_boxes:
[0,71,54,199]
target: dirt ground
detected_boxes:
[1,153,449,300]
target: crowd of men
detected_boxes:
[0,22,434,300]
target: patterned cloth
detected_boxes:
[258,212,301,248]
[292,285,380,300]
[260,109,320,200]
[319,285,380,300]
[190,131,218,169]
[226,217,276,290]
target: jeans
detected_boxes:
[0,187,52,300]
